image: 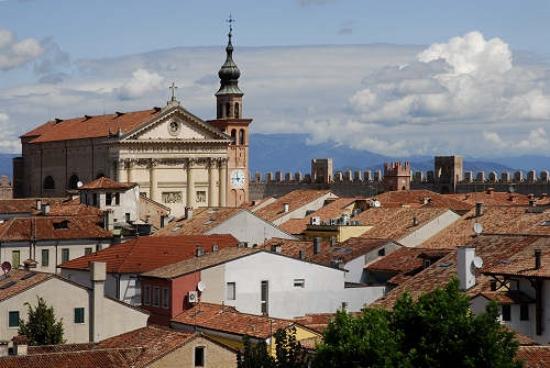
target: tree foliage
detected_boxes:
[314,279,521,368]
[237,327,309,368]
[18,296,64,346]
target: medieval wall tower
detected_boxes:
[434,156,463,193]
[383,161,411,191]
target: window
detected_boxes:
[225,102,231,118]
[8,311,19,328]
[92,193,98,206]
[520,304,529,321]
[261,280,269,315]
[61,248,70,263]
[74,308,85,324]
[115,193,120,205]
[293,279,305,288]
[143,285,151,305]
[125,213,131,223]
[234,102,240,119]
[43,176,55,190]
[230,129,237,145]
[11,250,20,267]
[239,129,245,145]
[41,249,49,267]
[196,191,206,203]
[153,287,160,307]
[106,193,112,205]
[227,282,236,300]
[377,248,385,257]
[194,346,205,367]
[96,244,103,252]
[162,288,170,309]
[502,305,511,321]
[85,248,93,256]
[68,174,80,190]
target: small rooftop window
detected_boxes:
[53,220,69,230]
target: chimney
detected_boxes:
[11,336,27,356]
[457,246,476,290]
[270,244,281,253]
[90,261,106,343]
[283,203,290,213]
[535,249,542,270]
[486,188,494,196]
[212,244,219,252]
[185,207,193,220]
[40,203,50,215]
[529,199,537,208]
[313,237,321,255]
[412,216,419,226]
[35,199,42,211]
[475,202,484,217]
[298,250,305,260]
[196,246,205,257]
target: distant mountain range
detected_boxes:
[0,134,547,182]
[249,133,550,174]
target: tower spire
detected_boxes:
[216,13,242,97]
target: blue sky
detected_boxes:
[1,0,550,157]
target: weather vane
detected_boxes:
[226,13,235,34]
[169,82,178,102]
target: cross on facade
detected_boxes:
[226,13,235,33]
[169,82,178,102]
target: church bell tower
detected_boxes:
[209,16,252,207]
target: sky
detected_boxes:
[1,0,550,157]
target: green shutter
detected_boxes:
[41,249,49,267]
[74,308,85,323]
[8,311,19,328]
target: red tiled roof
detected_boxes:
[446,190,531,207]
[353,207,450,240]
[373,234,542,309]
[366,247,450,273]
[374,190,473,213]
[0,216,111,241]
[79,177,136,191]
[517,346,550,367]
[0,270,52,302]
[484,239,550,278]
[422,206,550,249]
[154,207,242,236]
[279,197,362,234]
[172,303,296,339]
[475,290,535,304]
[254,190,336,223]
[22,109,161,144]
[60,234,239,274]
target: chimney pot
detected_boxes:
[35,199,42,211]
[535,249,542,270]
[457,246,477,290]
[283,203,290,213]
[475,202,484,217]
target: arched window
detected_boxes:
[68,174,80,189]
[225,102,231,118]
[230,129,237,145]
[43,176,55,190]
[239,129,245,145]
[234,102,240,119]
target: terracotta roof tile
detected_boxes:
[0,270,52,302]
[0,216,111,242]
[373,234,541,309]
[279,197,363,234]
[352,207,450,240]
[60,234,239,273]
[374,190,473,213]
[79,177,136,191]
[484,238,550,278]
[517,346,550,367]
[22,109,161,144]
[254,190,336,223]
[154,207,242,236]
[446,190,531,207]
[0,198,101,217]
[422,206,550,249]
[141,246,259,279]
[476,290,535,304]
[172,303,295,339]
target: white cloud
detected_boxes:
[115,68,165,100]
[0,112,21,153]
[483,128,549,150]
[0,28,43,70]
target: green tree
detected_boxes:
[313,279,521,368]
[237,328,309,368]
[18,296,64,346]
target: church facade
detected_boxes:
[13,29,251,217]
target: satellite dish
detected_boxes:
[473,256,484,269]
[473,223,483,235]
[373,200,381,208]
[1,261,11,274]
[197,281,206,292]
[76,181,83,188]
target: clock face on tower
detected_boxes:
[230,169,246,189]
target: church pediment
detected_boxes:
[123,105,230,142]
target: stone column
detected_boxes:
[219,158,227,207]
[127,160,135,183]
[117,160,127,183]
[208,159,218,207]
[186,159,196,209]
[149,159,158,202]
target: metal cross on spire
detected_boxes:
[169,82,178,102]
[226,13,235,35]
